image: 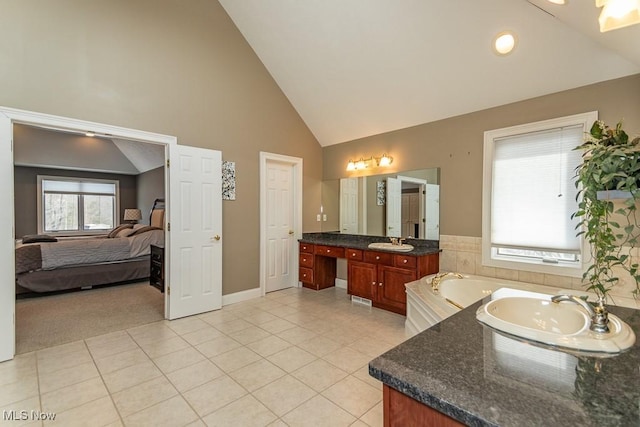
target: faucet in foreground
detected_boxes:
[551,294,610,333]
[389,237,407,246]
[431,272,463,292]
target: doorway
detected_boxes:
[259,152,302,295]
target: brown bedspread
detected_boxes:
[15,244,42,274]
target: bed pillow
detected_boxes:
[116,228,136,238]
[129,226,163,236]
[21,234,57,243]
[107,224,134,238]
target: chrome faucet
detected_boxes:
[551,294,610,333]
[430,272,463,292]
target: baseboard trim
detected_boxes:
[335,278,347,290]
[222,287,262,306]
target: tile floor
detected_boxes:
[0,287,410,426]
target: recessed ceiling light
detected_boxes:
[493,31,517,56]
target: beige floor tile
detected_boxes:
[194,335,242,358]
[243,311,279,326]
[138,336,190,359]
[348,337,395,358]
[322,347,372,373]
[266,346,316,373]
[322,376,380,418]
[86,335,138,360]
[263,305,299,317]
[123,395,198,427]
[352,365,382,390]
[213,318,253,334]
[257,318,297,334]
[184,420,206,427]
[127,323,177,346]
[112,376,177,418]
[85,329,129,347]
[183,375,247,417]
[36,348,93,375]
[180,326,224,346]
[0,396,41,426]
[359,401,383,427]
[166,359,224,393]
[281,394,356,427]
[197,310,238,326]
[50,396,120,427]
[246,336,292,357]
[276,326,317,345]
[291,359,348,392]
[229,359,286,392]
[202,394,277,427]
[102,360,162,394]
[152,347,205,374]
[0,354,37,387]
[209,347,262,373]
[35,340,86,359]
[0,375,39,407]
[41,377,107,414]
[296,335,342,357]
[93,348,150,376]
[165,316,210,335]
[252,375,316,417]
[226,326,272,345]
[38,361,99,394]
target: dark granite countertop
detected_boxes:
[369,298,640,426]
[299,232,440,256]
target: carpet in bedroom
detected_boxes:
[15,282,164,354]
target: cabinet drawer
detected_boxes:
[346,248,363,261]
[300,243,314,254]
[394,255,417,269]
[364,251,393,265]
[315,245,345,258]
[299,253,314,268]
[299,267,314,284]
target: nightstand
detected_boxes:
[150,244,164,292]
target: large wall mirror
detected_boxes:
[321,168,440,240]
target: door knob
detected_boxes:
[214,235,221,241]
[289,230,294,235]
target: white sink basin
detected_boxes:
[476,294,636,354]
[367,242,414,252]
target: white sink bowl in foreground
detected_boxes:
[476,290,636,354]
[367,242,414,252]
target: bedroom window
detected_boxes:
[37,176,120,235]
[482,112,597,277]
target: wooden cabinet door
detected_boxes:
[377,265,416,313]
[347,261,377,301]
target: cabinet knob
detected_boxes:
[327,249,330,253]
[303,274,307,277]
[303,258,306,262]
[379,282,383,286]
[376,256,380,260]
[403,259,408,263]
[352,253,356,257]
[372,282,376,286]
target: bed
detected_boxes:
[15,199,165,294]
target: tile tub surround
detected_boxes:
[300,232,440,256]
[369,299,640,426]
[439,234,640,305]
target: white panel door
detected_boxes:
[386,177,401,237]
[167,144,222,319]
[265,160,295,293]
[0,116,15,361]
[425,184,440,240]
[340,178,359,234]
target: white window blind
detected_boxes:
[491,125,582,253]
[42,179,116,195]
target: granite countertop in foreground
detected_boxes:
[299,232,441,256]
[369,299,640,426]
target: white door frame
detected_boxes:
[259,152,302,296]
[397,175,428,238]
[0,106,175,362]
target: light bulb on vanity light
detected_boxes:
[378,154,393,167]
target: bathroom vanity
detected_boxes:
[369,297,640,426]
[299,233,440,315]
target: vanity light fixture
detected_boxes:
[492,31,517,56]
[597,0,640,32]
[346,153,394,171]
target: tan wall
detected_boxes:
[0,0,322,295]
[323,74,640,237]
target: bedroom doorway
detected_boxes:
[0,107,223,362]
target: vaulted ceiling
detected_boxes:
[219,0,640,147]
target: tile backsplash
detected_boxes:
[439,235,639,302]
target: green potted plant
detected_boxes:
[573,120,640,302]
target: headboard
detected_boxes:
[150,198,165,229]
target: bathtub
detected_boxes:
[404,273,587,337]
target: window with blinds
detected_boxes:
[37,176,120,235]
[482,112,597,277]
